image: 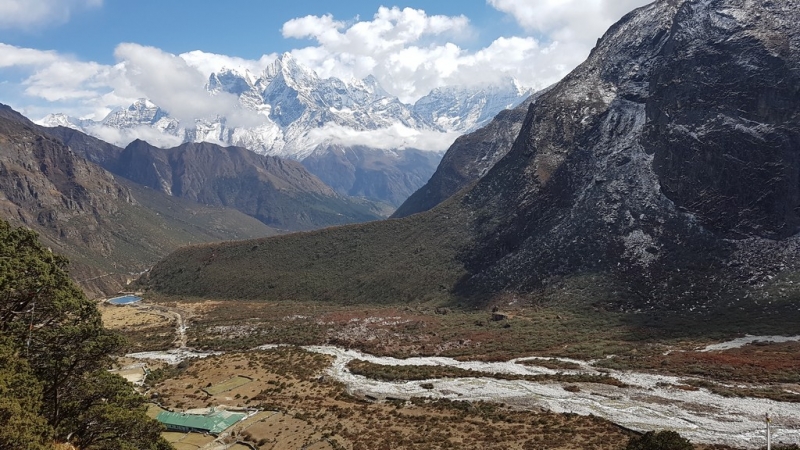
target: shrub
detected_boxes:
[626,431,693,450]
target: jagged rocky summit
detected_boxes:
[39,54,533,160]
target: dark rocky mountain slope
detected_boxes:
[456,0,800,308]
[142,0,800,311]
[0,104,275,297]
[109,140,381,231]
[43,125,123,171]
[46,127,383,229]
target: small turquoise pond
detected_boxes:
[108,295,142,305]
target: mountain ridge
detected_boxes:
[38,54,534,159]
[117,139,381,230]
[0,103,276,297]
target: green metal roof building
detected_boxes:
[156,410,246,434]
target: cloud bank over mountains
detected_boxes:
[1,0,650,124]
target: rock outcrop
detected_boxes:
[392,95,536,218]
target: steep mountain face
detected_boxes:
[143,0,800,310]
[0,104,275,297]
[643,3,800,240]
[392,94,536,218]
[115,140,381,230]
[454,0,800,307]
[0,105,128,234]
[302,144,443,208]
[43,125,123,171]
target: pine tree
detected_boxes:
[0,220,172,449]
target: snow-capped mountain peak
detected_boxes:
[38,113,85,131]
[39,55,534,160]
[100,98,179,134]
[413,77,535,132]
[207,68,255,96]
[260,53,318,90]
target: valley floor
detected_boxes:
[100,295,800,449]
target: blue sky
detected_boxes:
[0,0,650,120]
[0,1,518,63]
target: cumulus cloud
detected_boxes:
[179,50,278,78]
[282,7,479,102]
[282,7,471,54]
[112,43,264,128]
[85,124,184,148]
[306,123,460,151]
[487,0,650,45]
[0,0,102,30]
[277,3,649,103]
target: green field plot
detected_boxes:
[202,375,253,395]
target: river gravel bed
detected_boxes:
[128,336,800,448]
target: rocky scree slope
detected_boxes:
[0,104,274,297]
[142,0,800,310]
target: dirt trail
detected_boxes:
[138,304,188,348]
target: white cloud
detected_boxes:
[112,43,265,128]
[0,43,62,67]
[0,43,271,126]
[277,3,648,103]
[0,0,102,30]
[487,0,650,44]
[85,124,184,148]
[282,7,471,55]
[179,50,278,78]
[23,60,112,101]
[282,7,479,102]
[0,43,116,115]
[306,123,459,151]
